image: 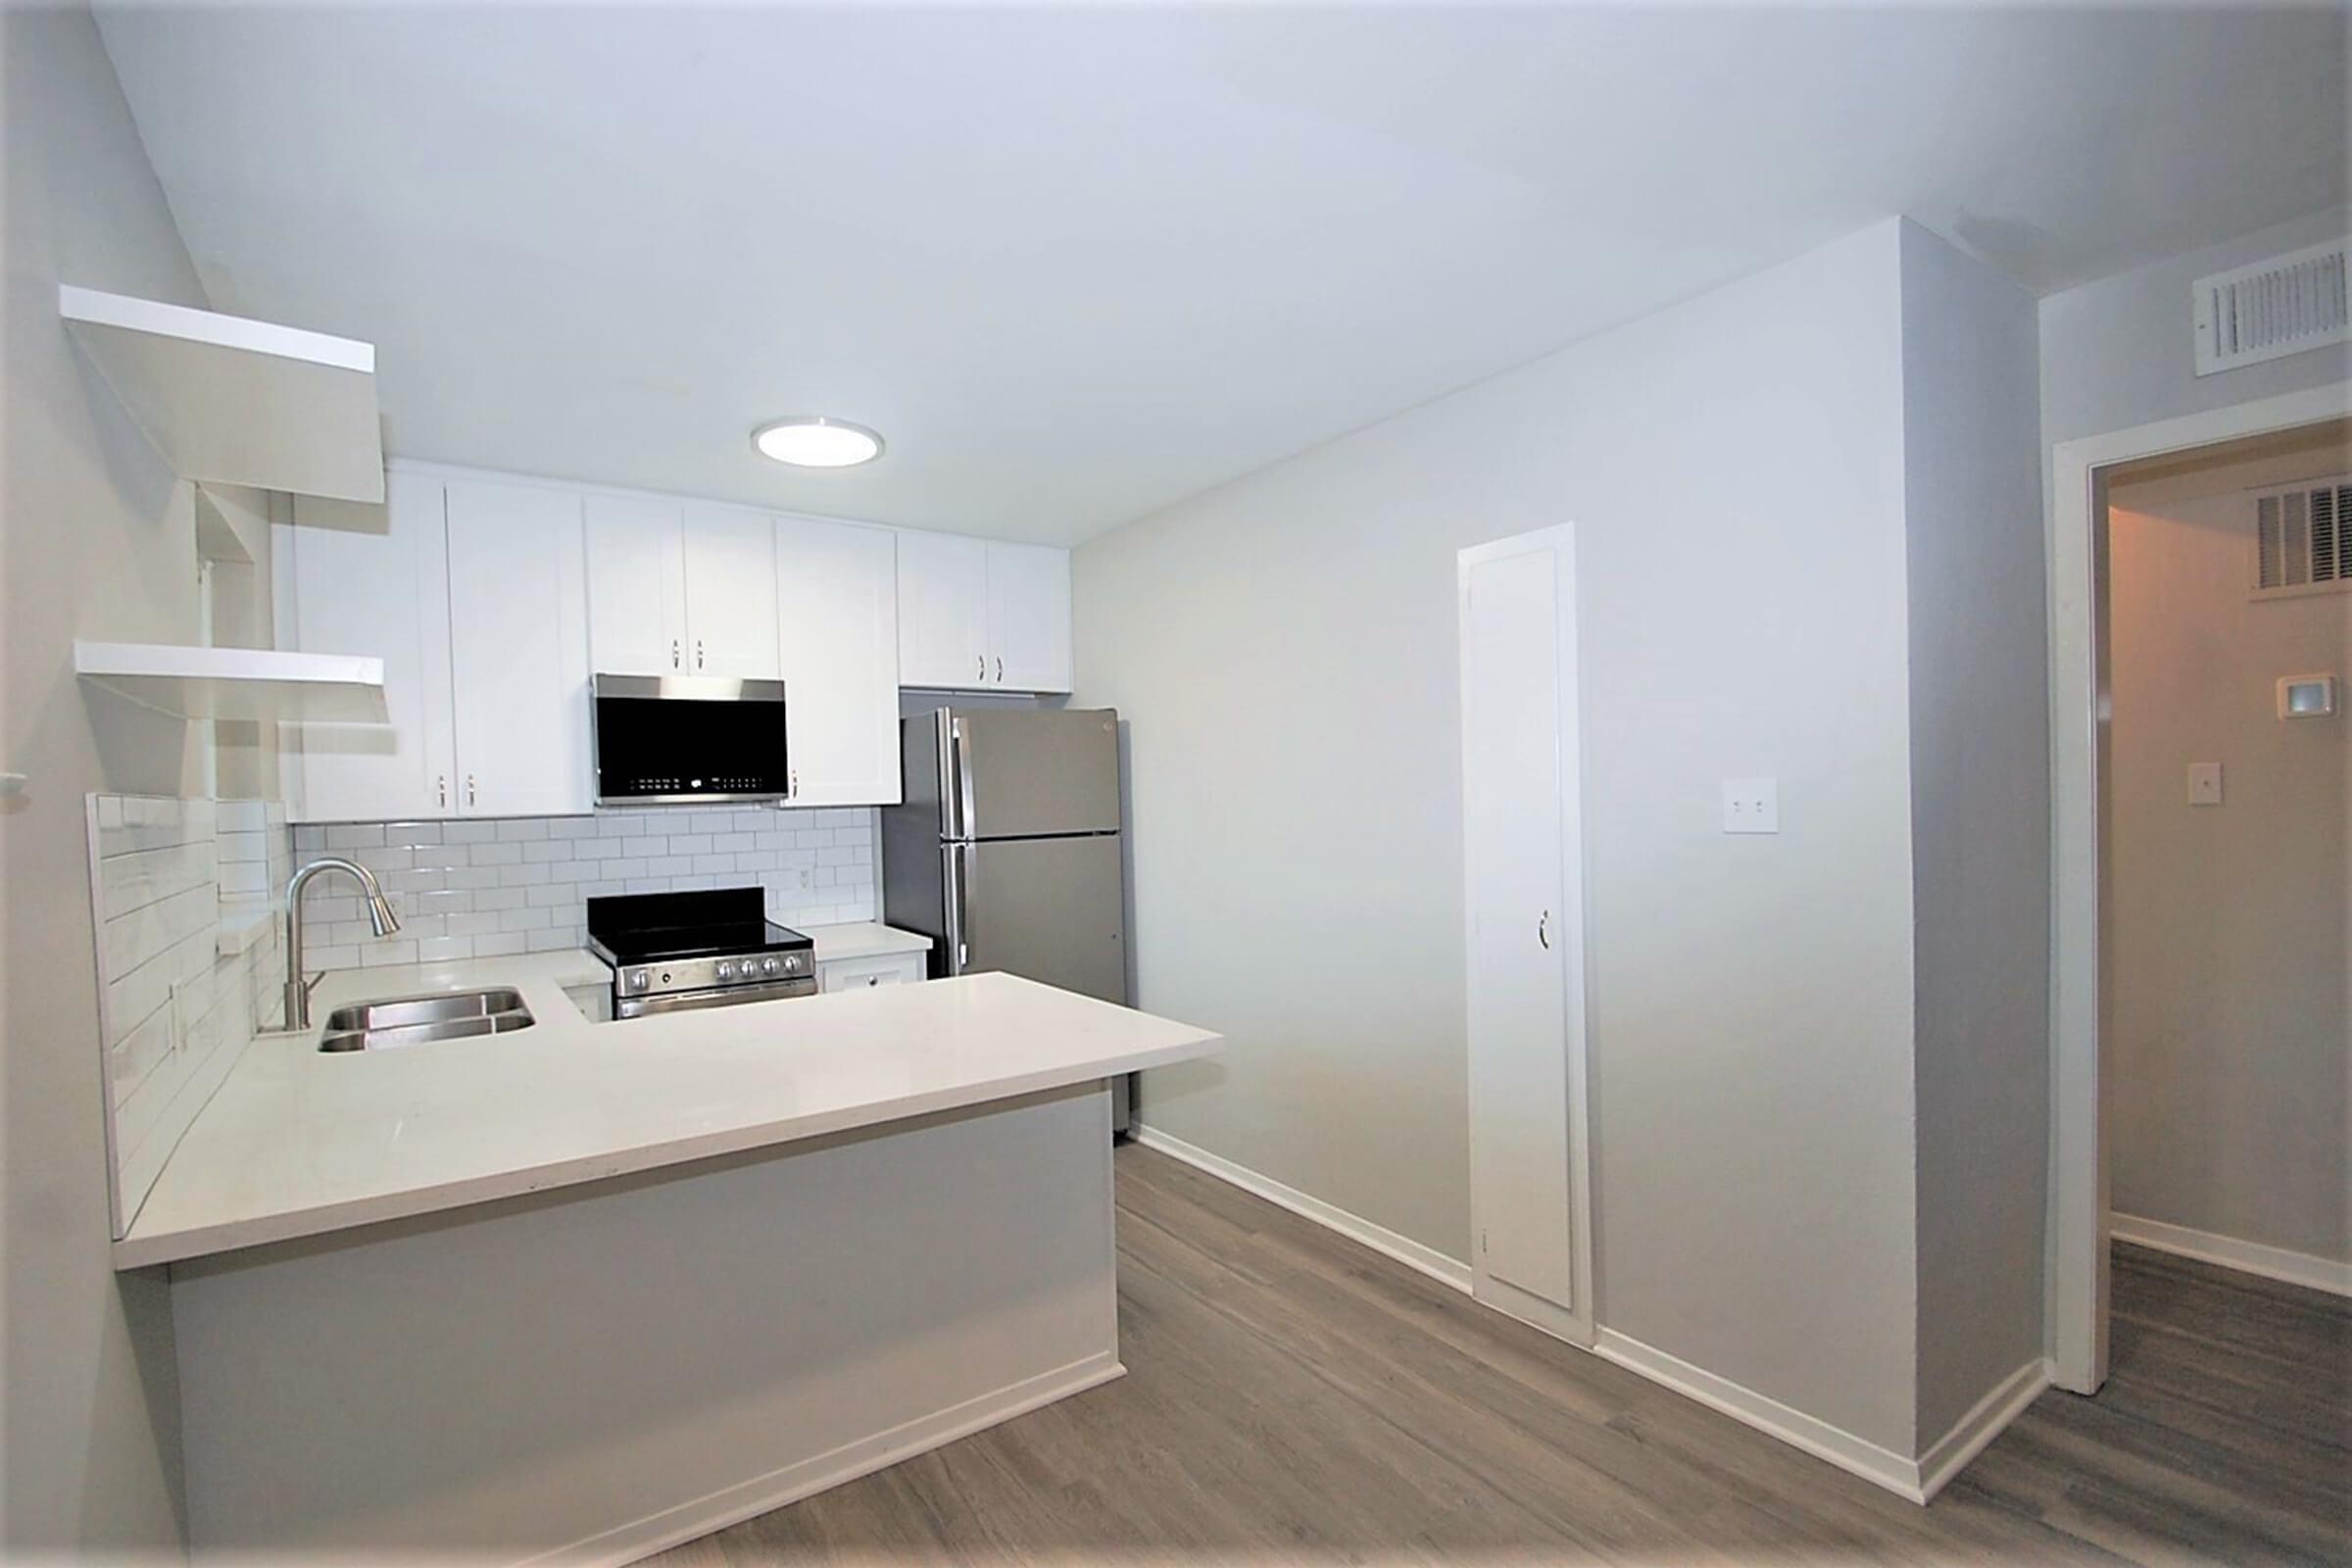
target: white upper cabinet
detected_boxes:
[896,530,993,689]
[584,495,687,677]
[445,479,593,817]
[680,503,780,680]
[775,514,901,806]
[896,531,1072,693]
[282,473,455,822]
[985,543,1074,694]
[588,499,779,679]
[284,471,594,822]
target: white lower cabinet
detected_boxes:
[776,514,901,806]
[817,952,928,994]
[283,472,594,822]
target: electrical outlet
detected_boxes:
[2186,762,2223,806]
[1722,777,1780,834]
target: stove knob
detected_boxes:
[762,956,784,977]
[626,968,651,994]
[714,960,736,982]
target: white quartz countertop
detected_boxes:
[807,920,932,961]
[115,951,1216,1269]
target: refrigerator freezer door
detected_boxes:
[946,709,1120,840]
[947,833,1127,1004]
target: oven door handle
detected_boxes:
[618,977,818,1017]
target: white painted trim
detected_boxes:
[1129,1124,1473,1293]
[1454,523,1596,1348]
[1593,1329,1928,1502]
[2046,380,2352,1395]
[1915,1357,2052,1503]
[2111,1213,2352,1298]
[531,1351,1125,1568]
[1137,1127,2047,1505]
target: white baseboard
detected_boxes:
[1915,1356,2052,1502]
[2110,1213,2352,1298]
[1130,1123,1473,1293]
[1594,1329,1928,1502]
[1134,1126,2047,1507]
[540,1351,1126,1567]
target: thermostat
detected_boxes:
[2278,674,2337,719]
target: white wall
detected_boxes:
[2107,441,2350,1266]
[2040,205,2352,449]
[1,3,214,1550]
[1077,220,1935,1452]
[1896,225,2052,1442]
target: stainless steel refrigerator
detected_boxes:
[881,707,1132,1132]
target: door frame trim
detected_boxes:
[2045,379,2350,1395]
[1456,522,1595,1348]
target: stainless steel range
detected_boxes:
[586,887,815,1019]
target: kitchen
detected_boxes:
[8,5,2350,1565]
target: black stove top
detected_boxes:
[584,887,812,966]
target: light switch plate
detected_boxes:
[1722,777,1780,834]
[2186,762,2223,807]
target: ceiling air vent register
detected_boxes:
[2252,476,2349,599]
[2193,237,2349,376]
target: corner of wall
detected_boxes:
[1895,219,2053,1448]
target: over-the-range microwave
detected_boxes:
[590,673,789,805]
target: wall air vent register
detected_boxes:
[2252,476,2349,599]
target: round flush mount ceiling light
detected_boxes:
[752,416,884,469]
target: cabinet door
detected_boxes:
[776,514,902,806]
[446,479,593,816]
[896,530,991,689]
[584,494,686,676]
[286,474,455,822]
[681,503,780,679]
[985,542,1073,693]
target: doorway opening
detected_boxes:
[2050,385,2352,1393]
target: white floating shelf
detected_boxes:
[75,641,386,722]
[61,285,385,504]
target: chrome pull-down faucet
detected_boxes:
[283,858,401,1029]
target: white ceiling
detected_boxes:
[96,5,2348,545]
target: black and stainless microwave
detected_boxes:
[590,674,789,805]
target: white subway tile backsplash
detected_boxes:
[87,795,293,1239]
[281,805,879,960]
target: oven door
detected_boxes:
[615,976,817,1019]
[592,673,790,805]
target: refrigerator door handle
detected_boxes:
[946,841,972,971]
[947,715,978,843]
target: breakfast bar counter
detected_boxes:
[133,954,1220,1562]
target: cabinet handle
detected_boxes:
[697,639,706,670]
[671,639,680,669]
[466,774,477,808]
[789,767,799,799]
[1538,909,1550,950]
[976,654,985,681]
[996,656,1004,683]
[438,774,448,809]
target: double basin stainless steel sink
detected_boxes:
[318,988,535,1053]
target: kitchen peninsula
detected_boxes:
[122,956,1220,1561]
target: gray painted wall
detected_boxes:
[1077,221,1932,1452]
[2040,205,2352,449]
[1897,224,2053,1444]
[1,4,217,1551]
[2108,443,2350,1265]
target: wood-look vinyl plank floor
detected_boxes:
[651,1147,2352,1566]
